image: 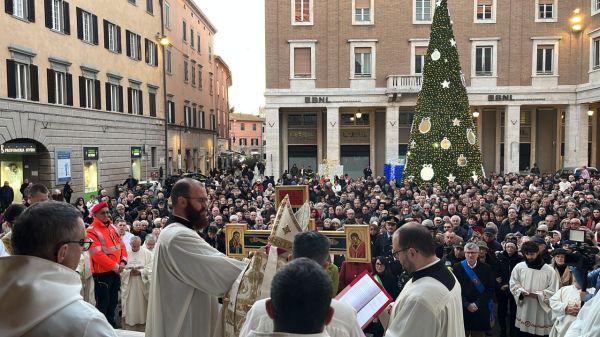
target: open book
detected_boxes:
[335,270,393,329]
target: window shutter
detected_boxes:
[78,76,85,107]
[30,64,39,101]
[144,39,149,63]
[66,73,73,106]
[118,85,124,112]
[76,7,83,40]
[126,31,131,57]
[94,79,101,109]
[92,14,98,45]
[5,0,13,15]
[127,87,132,114]
[149,93,156,117]
[153,43,158,66]
[136,35,141,60]
[105,82,111,111]
[355,47,371,54]
[355,0,370,8]
[103,20,109,49]
[138,90,143,115]
[47,68,56,104]
[27,0,35,22]
[415,46,428,55]
[116,26,122,53]
[63,2,70,34]
[294,47,311,77]
[6,60,16,98]
[44,0,52,28]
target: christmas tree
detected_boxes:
[403,0,483,188]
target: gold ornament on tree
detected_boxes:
[440,137,451,150]
[420,164,434,181]
[466,128,477,145]
[457,154,467,167]
[419,117,432,134]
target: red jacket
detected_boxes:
[86,218,128,273]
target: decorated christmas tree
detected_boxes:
[403,0,484,188]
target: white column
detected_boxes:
[326,106,340,163]
[564,104,589,167]
[385,105,399,164]
[504,105,520,173]
[264,106,280,178]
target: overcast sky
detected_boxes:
[194,0,265,115]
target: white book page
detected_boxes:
[338,275,382,312]
[356,292,390,328]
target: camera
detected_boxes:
[565,229,599,289]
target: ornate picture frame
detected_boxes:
[275,185,309,208]
[225,223,246,257]
[344,225,371,263]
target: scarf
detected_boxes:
[525,255,545,270]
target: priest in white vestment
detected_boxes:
[510,241,559,336]
[385,223,466,337]
[76,250,95,305]
[564,287,600,337]
[146,178,246,337]
[549,281,583,337]
[121,236,153,328]
[239,231,364,337]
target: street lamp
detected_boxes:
[571,9,583,32]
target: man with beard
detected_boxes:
[509,241,559,337]
[146,178,246,337]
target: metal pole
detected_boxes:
[159,0,169,179]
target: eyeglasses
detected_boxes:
[183,196,210,205]
[61,238,93,251]
[392,247,411,260]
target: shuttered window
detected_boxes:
[294,47,311,78]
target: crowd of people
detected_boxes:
[1,163,600,337]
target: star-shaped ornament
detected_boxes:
[410,140,416,148]
[452,118,461,126]
[472,172,479,182]
[447,174,456,182]
[436,0,442,7]
[441,80,450,88]
[282,225,291,234]
[450,38,457,47]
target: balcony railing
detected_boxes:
[386,75,423,94]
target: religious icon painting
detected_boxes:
[275,185,309,208]
[344,225,371,263]
[225,224,247,258]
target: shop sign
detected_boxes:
[0,143,36,154]
[487,94,546,102]
[131,147,143,158]
[83,147,99,161]
[305,96,330,103]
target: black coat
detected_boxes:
[373,233,393,258]
[453,261,495,331]
[0,186,14,208]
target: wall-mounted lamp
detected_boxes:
[355,109,362,119]
[472,110,480,118]
[571,9,583,32]
[156,33,170,46]
[588,106,594,117]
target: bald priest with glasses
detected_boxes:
[0,201,117,337]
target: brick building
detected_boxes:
[229,113,264,160]
[264,0,600,178]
